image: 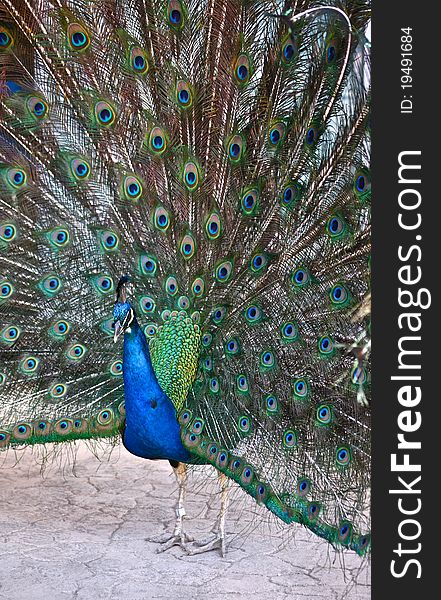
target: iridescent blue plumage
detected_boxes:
[119,312,193,463]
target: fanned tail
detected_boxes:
[0,0,370,553]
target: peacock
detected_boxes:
[0,0,371,558]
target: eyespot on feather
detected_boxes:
[0,26,14,50]
[233,53,252,86]
[180,233,196,259]
[94,101,116,127]
[0,222,18,243]
[66,343,87,362]
[13,422,32,441]
[6,167,28,189]
[166,0,187,32]
[26,96,48,121]
[226,134,245,163]
[175,80,193,108]
[129,46,149,74]
[67,23,91,51]
[122,175,143,201]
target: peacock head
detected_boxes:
[113,275,135,342]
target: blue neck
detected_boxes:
[121,318,193,463]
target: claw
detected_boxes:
[147,530,194,553]
[186,532,226,557]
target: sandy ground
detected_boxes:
[0,443,370,600]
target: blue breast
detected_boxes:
[121,319,194,463]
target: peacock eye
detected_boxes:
[265,394,278,413]
[67,23,91,51]
[27,96,48,120]
[98,230,119,252]
[316,404,332,425]
[225,337,240,356]
[95,101,116,127]
[0,282,13,299]
[244,304,262,324]
[140,254,158,276]
[50,319,70,338]
[122,175,143,201]
[297,478,311,496]
[177,295,190,310]
[283,429,298,448]
[0,223,17,243]
[281,321,298,342]
[336,446,351,467]
[294,379,307,397]
[180,233,196,259]
[233,53,252,85]
[191,277,205,298]
[325,39,339,64]
[351,365,367,385]
[21,355,40,374]
[140,296,156,314]
[202,332,212,347]
[39,274,62,297]
[209,377,219,393]
[281,34,297,64]
[212,306,226,324]
[268,122,286,148]
[66,343,87,362]
[250,253,268,274]
[236,374,249,392]
[205,212,222,240]
[6,168,27,189]
[70,158,91,180]
[291,267,310,287]
[167,0,186,31]
[1,324,21,344]
[354,168,371,199]
[240,188,259,216]
[0,26,13,50]
[46,226,70,249]
[260,350,275,369]
[130,47,149,74]
[97,408,114,426]
[183,162,200,190]
[110,360,123,376]
[318,335,334,355]
[283,186,293,203]
[227,134,245,163]
[326,215,346,238]
[166,276,179,296]
[329,283,349,306]
[305,125,319,146]
[144,323,157,338]
[238,416,251,433]
[176,80,192,108]
[215,260,233,283]
[90,275,114,295]
[154,206,171,231]
[50,383,67,398]
[240,466,254,485]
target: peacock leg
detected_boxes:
[186,471,230,557]
[147,461,194,553]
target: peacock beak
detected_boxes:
[113,321,123,343]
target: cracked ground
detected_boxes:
[0,443,370,600]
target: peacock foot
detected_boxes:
[147,530,194,553]
[185,531,227,557]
